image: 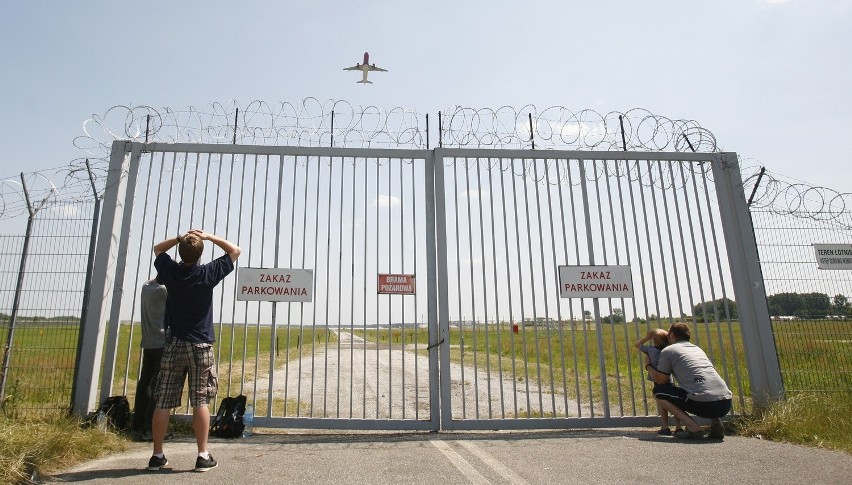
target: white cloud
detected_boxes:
[372,194,400,208]
[758,0,789,5]
[462,189,490,201]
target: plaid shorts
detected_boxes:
[154,338,218,409]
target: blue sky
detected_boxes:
[1,0,851,192]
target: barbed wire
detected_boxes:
[743,166,852,229]
[440,106,717,152]
[3,100,846,227]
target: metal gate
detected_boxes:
[73,142,782,430]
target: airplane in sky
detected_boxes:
[343,52,387,84]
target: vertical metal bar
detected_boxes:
[411,156,421,419]
[252,155,271,407]
[309,155,323,416]
[497,156,520,418]
[387,156,393,419]
[509,156,532,416]
[269,153,285,417]
[231,154,248,395]
[612,160,641,415]
[122,153,156,396]
[451,158,467,418]
[71,161,102,412]
[596,160,625,415]
[98,144,144,405]
[375,157,380,418]
[335,155,346,418]
[556,159,583,415]
[463,157,481,418]
[486,157,506,417]
[349,156,357,418]
[522,157,545,415]
[566,160,592,416]
[578,158,610,418]
[648,160,674,324]
[434,148,452,430]
[711,153,782,409]
[323,156,335,417]
[531,157,557,414]
[240,155,258,396]
[544,157,570,415]
[474,157,493,418]
[73,141,134,415]
[362,156,368,418]
[399,157,405,419]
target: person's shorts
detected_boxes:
[654,383,732,419]
[154,338,218,409]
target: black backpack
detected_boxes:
[86,395,130,430]
[210,395,247,438]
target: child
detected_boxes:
[636,328,683,436]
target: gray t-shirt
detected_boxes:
[140,280,167,349]
[656,341,732,402]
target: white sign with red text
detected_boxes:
[237,268,313,302]
[558,265,634,298]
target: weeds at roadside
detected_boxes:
[0,415,127,484]
[734,392,852,454]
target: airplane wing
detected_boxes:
[343,65,363,71]
[367,65,388,72]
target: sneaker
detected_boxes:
[709,418,725,439]
[656,427,672,436]
[194,454,218,472]
[147,455,169,471]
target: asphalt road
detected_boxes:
[51,428,852,484]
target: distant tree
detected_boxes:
[832,294,850,316]
[801,292,831,318]
[692,298,738,322]
[767,292,804,316]
[582,310,592,321]
[766,292,831,318]
[602,308,624,324]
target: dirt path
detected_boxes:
[252,330,589,419]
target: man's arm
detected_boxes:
[189,229,241,262]
[153,235,181,256]
[644,353,670,384]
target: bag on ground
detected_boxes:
[210,394,247,438]
[85,395,131,430]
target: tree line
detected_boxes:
[599,291,850,324]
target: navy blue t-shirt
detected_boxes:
[154,252,234,343]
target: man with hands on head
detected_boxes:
[147,229,240,472]
[644,322,732,440]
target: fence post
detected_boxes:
[712,152,784,410]
[72,141,139,416]
[69,160,103,413]
[0,175,36,408]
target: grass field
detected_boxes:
[1,317,850,482]
[1,317,850,418]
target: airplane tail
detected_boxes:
[357,80,373,84]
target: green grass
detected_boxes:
[1,317,850,482]
[735,391,852,453]
[0,414,127,484]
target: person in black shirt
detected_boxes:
[147,230,240,472]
